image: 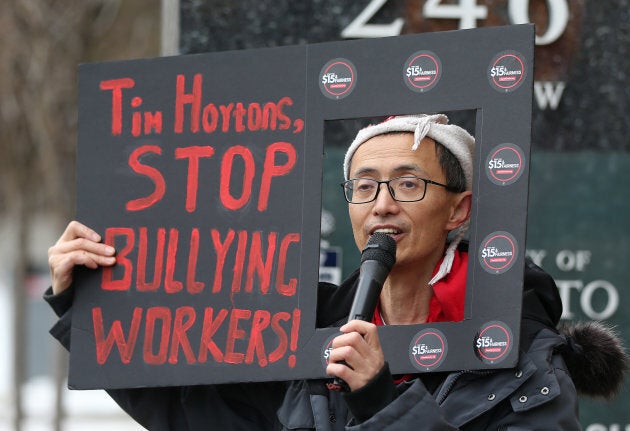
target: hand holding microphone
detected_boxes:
[327,233,396,391]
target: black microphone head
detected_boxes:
[361,232,396,270]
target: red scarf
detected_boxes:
[372,249,467,325]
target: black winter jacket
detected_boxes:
[45,259,627,430]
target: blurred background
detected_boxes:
[0,0,628,429]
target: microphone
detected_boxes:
[347,232,397,322]
[327,233,396,392]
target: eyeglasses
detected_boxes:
[340,176,454,204]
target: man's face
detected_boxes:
[347,133,464,270]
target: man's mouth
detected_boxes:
[371,228,401,235]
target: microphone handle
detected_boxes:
[347,260,389,322]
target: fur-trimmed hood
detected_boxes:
[559,321,629,399]
[522,260,629,400]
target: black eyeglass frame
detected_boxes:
[340,176,458,204]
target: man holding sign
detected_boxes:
[47,114,626,429]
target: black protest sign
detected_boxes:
[71,25,534,389]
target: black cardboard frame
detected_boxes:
[71,25,534,389]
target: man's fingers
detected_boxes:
[51,249,116,271]
[326,320,386,391]
[58,220,101,244]
[75,250,117,268]
[332,331,366,352]
[338,321,381,351]
[326,361,354,384]
[49,249,117,294]
[331,332,381,368]
[340,319,377,336]
[326,341,381,391]
[50,237,115,258]
[327,345,357,365]
[49,221,116,295]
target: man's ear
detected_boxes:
[446,191,472,231]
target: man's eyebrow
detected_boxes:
[392,164,428,175]
[351,164,430,177]
[352,167,379,177]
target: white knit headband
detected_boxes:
[343,114,475,285]
[343,114,474,188]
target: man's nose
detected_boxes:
[372,183,399,214]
